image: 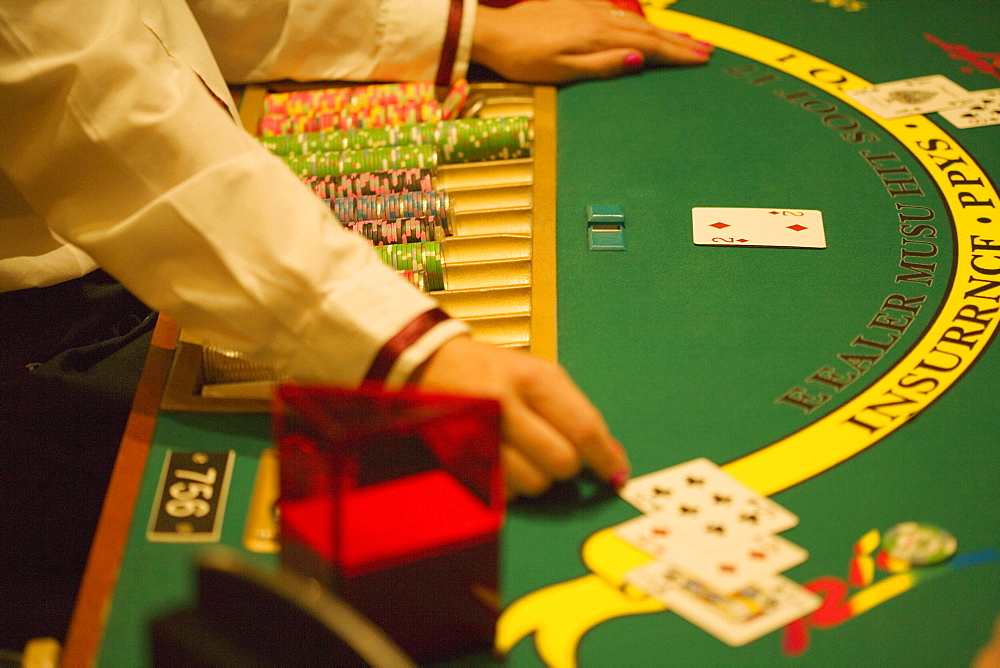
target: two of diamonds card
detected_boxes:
[692,207,826,248]
[616,458,820,646]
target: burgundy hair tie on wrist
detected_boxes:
[365,308,451,382]
[435,0,464,88]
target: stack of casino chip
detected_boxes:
[259,82,440,136]
[440,79,468,121]
[879,522,958,569]
[263,117,533,164]
[283,146,438,177]
[437,116,532,163]
[396,269,428,292]
[261,124,442,155]
[375,242,444,291]
[263,82,437,116]
[258,103,442,135]
[327,192,452,233]
[302,169,434,198]
[343,217,444,246]
[261,125,406,155]
[255,82,534,294]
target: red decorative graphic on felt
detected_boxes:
[925,34,1000,82]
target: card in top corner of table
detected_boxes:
[845,75,972,119]
[692,207,826,248]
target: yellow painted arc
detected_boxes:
[641,8,1000,497]
[855,529,882,556]
[498,10,999,666]
[848,572,917,616]
[495,574,666,664]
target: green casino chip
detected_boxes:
[881,522,957,567]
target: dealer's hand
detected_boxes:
[413,335,630,498]
[471,0,713,84]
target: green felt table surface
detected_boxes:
[91,2,999,666]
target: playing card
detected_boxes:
[625,561,821,647]
[618,458,799,543]
[938,88,1000,128]
[691,207,826,248]
[845,75,972,118]
[615,514,809,595]
[614,514,682,561]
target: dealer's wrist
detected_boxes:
[365,308,471,387]
[469,5,506,75]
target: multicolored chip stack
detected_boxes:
[192,80,540,390]
[344,218,445,246]
[258,103,443,135]
[262,82,438,116]
[374,242,445,291]
[440,79,469,121]
[327,192,451,230]
[879,521,958,569]
[302,169,435,199]
[261,116,532,164]
[396,269,428,292]
[256,80,536,301]
[259,82,440,136]
[284,146,439,177]
[437,116,532,163]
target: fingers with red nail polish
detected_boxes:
[624,51,645,72]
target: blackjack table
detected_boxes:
[65,1,999,666]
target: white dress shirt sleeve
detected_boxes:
[186,0,479,84]
[0,0,469,385]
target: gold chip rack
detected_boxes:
[161,82,557,412]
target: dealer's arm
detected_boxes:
[0,0,629,497]
[188,0,712,86]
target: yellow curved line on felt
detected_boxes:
[582,527,659,590]
[856,529,882,556]
[641,9,1000,497]
[497,10,1000,666]
[848,572,917,617]
[495,574,665,666]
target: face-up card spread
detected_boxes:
[625,560,821,647]
[615,515,809,595]
[938,88,1000,129]
[692,207,826,248]
[618,458,799,545]
[845,75,972,119]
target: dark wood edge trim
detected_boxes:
[62,314,180,667]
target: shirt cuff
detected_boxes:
[436,0,478,86]
[366,308,471,387]
[453,0,478,84]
